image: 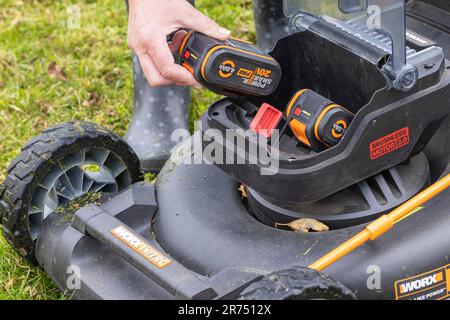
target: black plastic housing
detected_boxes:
[201,27,450,204]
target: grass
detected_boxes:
[0,0,254,299]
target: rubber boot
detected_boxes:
[125,0,193,172]
[253,0,290,52]
[125,55,190,172]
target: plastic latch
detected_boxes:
[250,103,283,139]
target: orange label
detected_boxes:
[395,265,450,300]
[237,68,253,79]
[111,225,172,269]
[290,119,311,147]
[447,268,450,294]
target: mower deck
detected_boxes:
[35,147,450,299]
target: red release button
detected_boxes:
[250,103,283,139]
[183,50,191,60]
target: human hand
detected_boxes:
[127,0,231,87]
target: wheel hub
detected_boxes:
[28,147,129,239]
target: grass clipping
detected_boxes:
[54,192,102,222]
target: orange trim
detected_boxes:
[314,104,339,146]
[290,119,311,147]
[446,267,450,295]
[201,45,275,82]
[218,60,236,78]
[179,31,193,56]
[182,62,194,75]
[309,173,450,271]
[331,119,348,139]
[286,89,308,117]
[229,37,253,44]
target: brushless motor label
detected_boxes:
[370,127,410,160]
[395,265,450,300]
[111,225,172,269]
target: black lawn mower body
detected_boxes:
[1,0,450,300]
[35,158,450,300]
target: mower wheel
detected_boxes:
[0,121,143,263]
[240,266,356,300]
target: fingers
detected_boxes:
[182,5,230,41]
[145,37,197,86]
[136,52,173,87]
[168,30,188,54]
[136,48,197,87]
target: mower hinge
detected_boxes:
[72,204,105,235]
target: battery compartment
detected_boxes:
[209,28,389,161]
[252,29,388,114]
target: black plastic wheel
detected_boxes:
[0,121,143,262]
[240,266,357,300]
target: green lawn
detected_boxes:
[0,0,254,300]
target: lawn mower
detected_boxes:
[1,0,450,300]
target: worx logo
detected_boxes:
[395,265,450,300]
[399,272,443,294]
[111,225,172,268]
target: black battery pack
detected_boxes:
[178,31,282,96]
[286,89,354,151]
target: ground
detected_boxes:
[0,0,254,300]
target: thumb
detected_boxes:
[183,7,231,40]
